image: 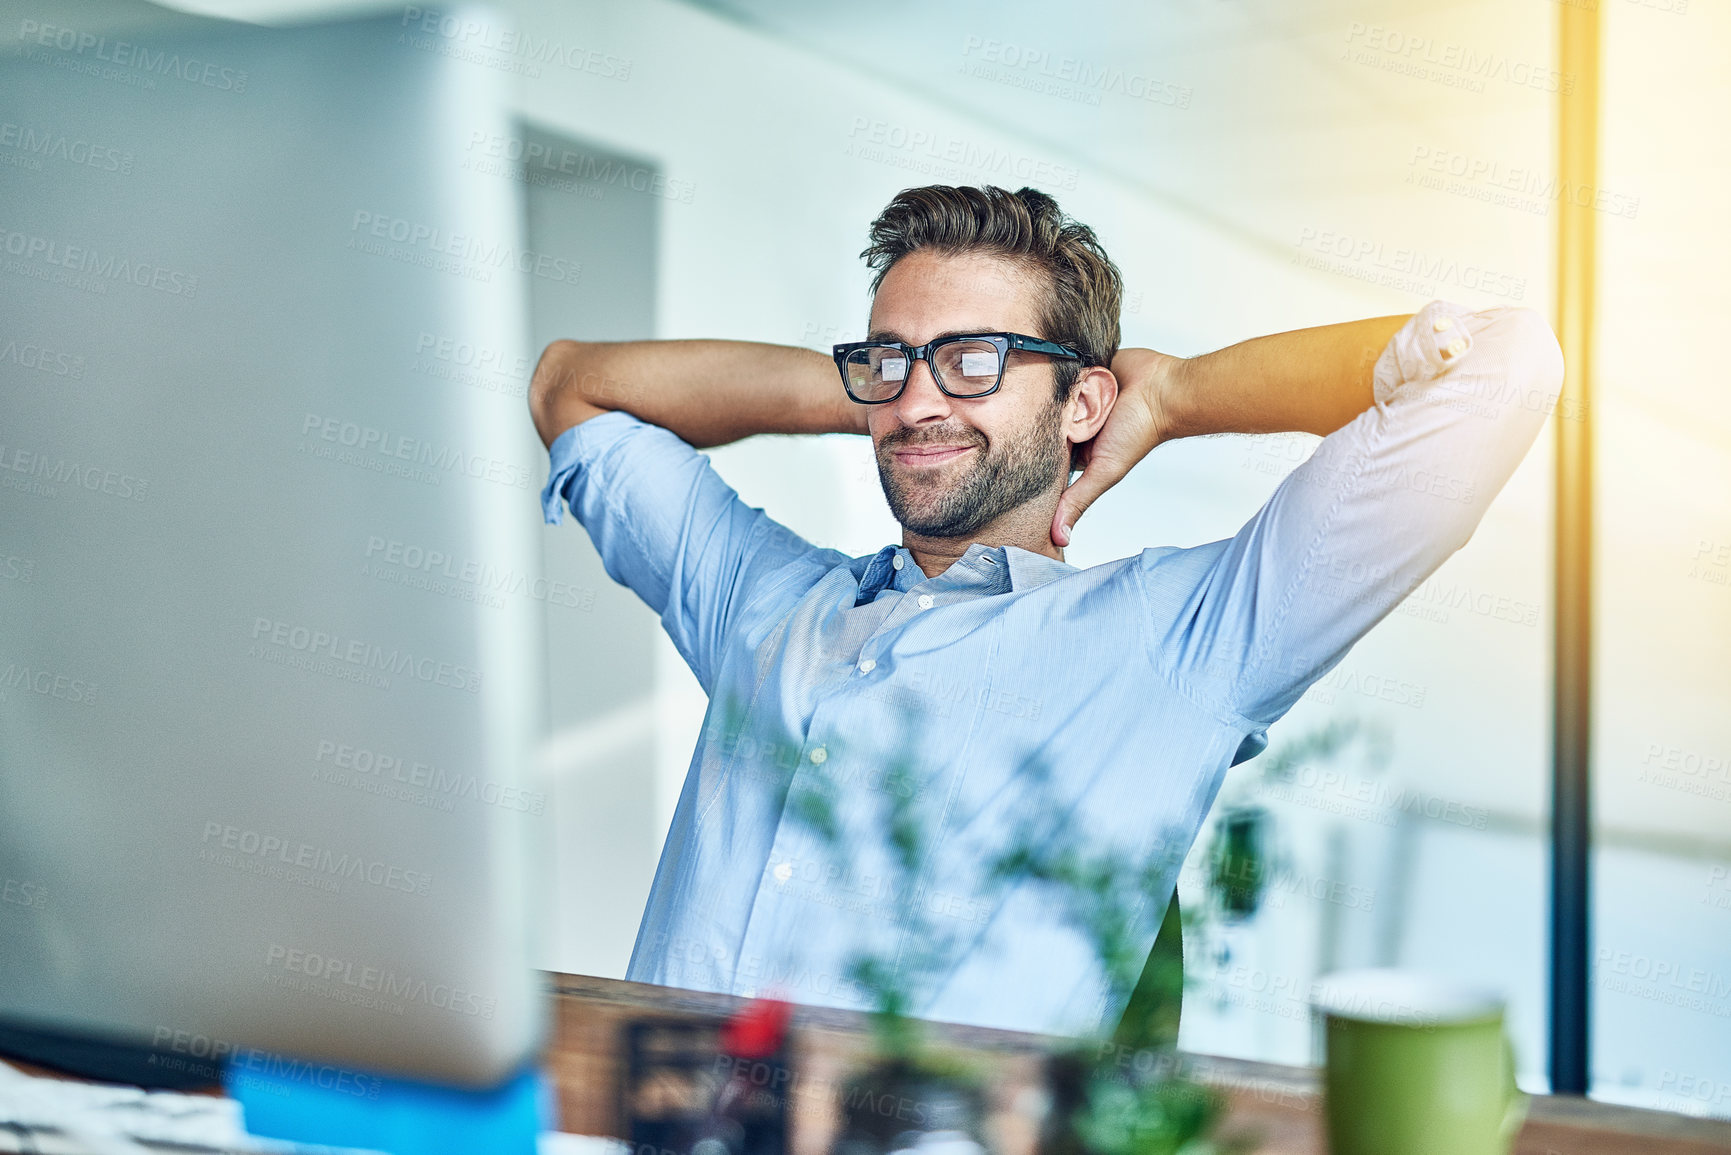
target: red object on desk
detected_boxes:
[720,998,793,1061]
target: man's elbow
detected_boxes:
[1490,306,1567,421]
[529,339,600,449]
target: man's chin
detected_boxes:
[885,492,964,538]
[894,493,997,538]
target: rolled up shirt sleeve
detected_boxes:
[1145,299,1565,726]
[540,411,830,695]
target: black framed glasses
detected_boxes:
[832,332,1082,403]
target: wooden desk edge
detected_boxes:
[548,973,1731,1153]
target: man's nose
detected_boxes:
[892,355,953,424]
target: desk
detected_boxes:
[545,973,1731,1155]
[7,976,1730,1154]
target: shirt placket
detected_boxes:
[734,550,986,995]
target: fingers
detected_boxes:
[1051,462,1117,548]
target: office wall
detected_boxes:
[521,123,661,981]
[1591,0,1731,1114]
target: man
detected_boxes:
[530,184,1563,1037]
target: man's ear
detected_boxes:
[1065,364,1118,452]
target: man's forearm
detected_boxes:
[528,338,868,450]
[1159,314,1412,441]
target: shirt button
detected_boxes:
[1433,315,1455,332]
[858,659,876,674]
[892,555,904,570]
[1442,337,1468,358]
[809,746,828,764]
[917,594,934,610]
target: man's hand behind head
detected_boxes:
[1051,348,1179,548]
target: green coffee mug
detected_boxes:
[1311,969,1527,1155]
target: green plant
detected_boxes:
[773,704,1232,1155]
[980,761,1240,1155]
[709,687,1383,1155]
[1183,714,1391,974]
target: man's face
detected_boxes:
[865,250,1072,539]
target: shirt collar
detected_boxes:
[853,545,900,606]
[1002,544,1078,591]
[853,542,1077,606]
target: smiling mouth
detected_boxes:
[892,444,977,467]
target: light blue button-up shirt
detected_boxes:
[540,301,1562,1037]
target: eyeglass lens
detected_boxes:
[844,339,1002,401]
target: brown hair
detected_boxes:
[860,185,1122,403]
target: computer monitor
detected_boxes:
[0,4,549,1088]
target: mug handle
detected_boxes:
[1499,1031,1529,1152]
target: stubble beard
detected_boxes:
[876,400,1069,538]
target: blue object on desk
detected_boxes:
[225,1058,547,1155]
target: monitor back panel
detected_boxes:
[0,6,548,1086]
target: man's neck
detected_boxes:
[901,500,1065,579]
